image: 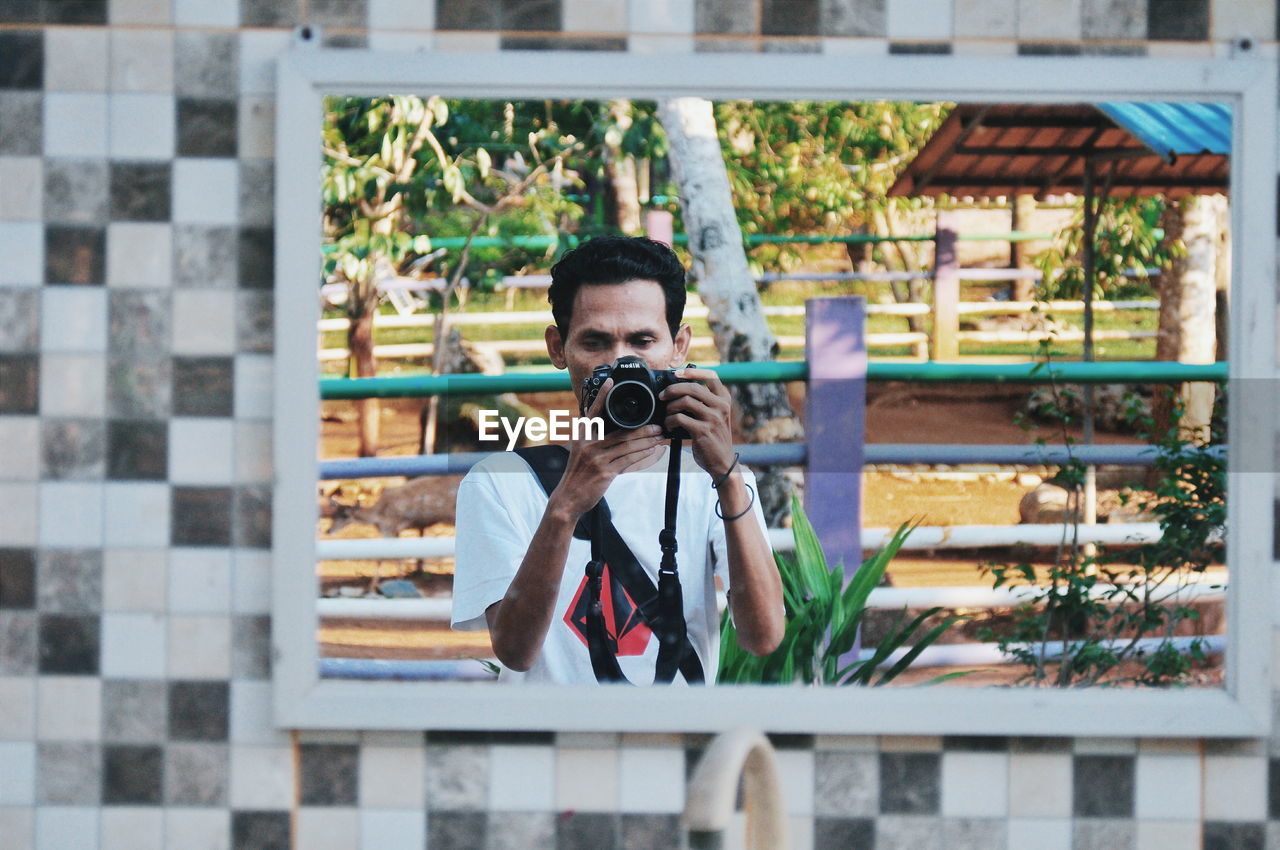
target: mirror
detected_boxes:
[273,50,1275,734]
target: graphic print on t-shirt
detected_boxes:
[564,562,653,656]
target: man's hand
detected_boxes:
[659,367,737,480]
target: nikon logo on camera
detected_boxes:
[476,410,605,450]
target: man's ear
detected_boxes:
[672,323,692,366]
[545,324,567,369]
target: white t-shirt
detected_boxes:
[451,446,770,685]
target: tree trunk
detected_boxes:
[658,97,802,525]
[1010,193,1037,301]
[604,100,643,235]
[349,304,380,457]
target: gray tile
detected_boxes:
[175,32,238,97]
[0,92,41,154]
[233,486,271,549]
[1147,0,1208,40]
[103,743,163,804]
[1203,821,1264,850]
[38,612,100,674]
[1072,755,1134,817]
[500,34,624,50]
[1072,818,1135,850]
[0,30,43,89]
[109,291,171,355]
[231,615,270,679]
[436,0,500,30]
[103,679,168,743]
[238,160,273,225]
[814,816,874,850]
[696,0,757,34]
[619,813,679,850]
[820,0,884,36]
[239,0,301,26]
[425,744,489,810]
[693,35,760,52]
[41,420,106,480]
[172,486,233,547]
[165,742,229,806]
[45,226,105,285]
[486,812,555,850]
[1083,0,1145,38]
[428,811,486,850]
[310,0,368,28]
[108,353,172,419]
[0,549,36,609]
[760,37,821,51]
[816,751,877,816]
[0,290,38,351]
[174,225,238,289]
[36,548,102,612]
[299,743,358,805]
[874,815,941,850]
[878,752,939,814]
[943,817,1006,850]
[232,810,291,850]
[236,291,273,353]
[168,680,230,741]
[557,812,618,850]
[37,741,101,804]
[44,159,110,224]
[0,611,37,673]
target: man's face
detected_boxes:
[545,279,691,404]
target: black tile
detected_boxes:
[1072,755,1135,818]
[177,99,239,158]
[814,816,874,850]
[234,486,272,549]
[501,0,559,30]
[889,42,951,54]
[0,549,36,609]
[232,810,291,850]
[1274,500,1280,560]
[102,744,164,805]
[172,357,234,417]
[1147,0,1208,40]
[41,419,107,480]
[237,291,274,353]
[238,0,301,27]
[298,743,359,805]
[428,730,556,745]
[558,812,618,850]
[0,354,38,412]
[1017,42,1084,56]
[45,226,106,285]
[943,736,1008,751]
[0,31,42,89]
[237,227,273,289]
[766,733,814,750]
[0,2,40,23]
[878,752,939,814]
[0,91,41,153]
[500,35,626,50]
[620,813,680,850]
[110,163,172,222]
[107,420,168,480]
[44,0,107,24]
[1271,758,1280,819]
[429,811,486,850]
[37,613,100,674]
[1203,821,1264,850]
[763,0,819,36]
[436,0,500,30]
[172,487,234,547]
[168,680,230,741]
[320,31,368,48]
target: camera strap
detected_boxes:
[514,444,705,686]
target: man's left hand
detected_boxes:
[659,367,737,480]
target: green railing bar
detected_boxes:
[320,361,1226,399]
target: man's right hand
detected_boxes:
[548,377,668,519]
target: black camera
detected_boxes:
[581,356,693,437]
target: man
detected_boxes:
[451,236,784,684]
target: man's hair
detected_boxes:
[548,236,687,339]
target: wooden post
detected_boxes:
[931,212,959,361]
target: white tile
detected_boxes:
[369,0,432,29]
[942,751,1008,818]
[1212,1,1272,42]
[168,547,232,613]
[618,747,685,814]
[172,289,236,355]
[360,809,425,850]
[626,33,695,53]
[230,681,284,746]
[238,31,291,95]
[367,31,437,51]
[173,159,239,225]
[169,418,235,484]
[164,808,231,850]
[0,677,35,740]
[1007,817,1071,850]
[1008,753,1071,818]
[0,483,38,545]
[106,222,172,287]
[39,355,106,418]
[230,744,295,808]
[0,222,43,285]
[234,421,271,484]
[555,747,618,812]
[173,0,238,25]
[44,94,110,158]
[0,742,35,804]
[35,807,98,850]
[237,96,275,160]
[101,806,163,850]
[297,809,360,850]
[1135,820,1200,850]
[102,548,168,612]
[234,354,273,419]
[887,0,953,39]
[231,549,271,614]
[100,612,167,678]
[954,0,1016,38]
[359,745,426,809]
[108,0,173,24]
[44,29,109,92]
[40,288,107,354]
[167,614,232,678]
[776,749,815,817]
[629,0,694,33]
[35,678,101,741]
[0,158,42,221]
[1016,0,1081,39]
[0,418,40,481]
[109,30,175,92]
[38,482,104,546]
[108,94,176,160]
[488,745,555,812]
[1203,755,1267,820]
[1134,753,1200,820]
[0,807,33,850]
[953,39,1019,55]
[432,32,502,51]
[564,0,627,32]
[102,483,171,547]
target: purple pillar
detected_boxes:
[803,296,866,577]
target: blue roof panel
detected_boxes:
[1098,102,1232,158]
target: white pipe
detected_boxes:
[682,729,790,850]
[872,633,1224,668]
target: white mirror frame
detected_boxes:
[274,48,1277,735]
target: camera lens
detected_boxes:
[606,381,656,428]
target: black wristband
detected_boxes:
[711,452,740,490]
[715,482,756,522]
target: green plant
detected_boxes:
[718,495,961,685]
